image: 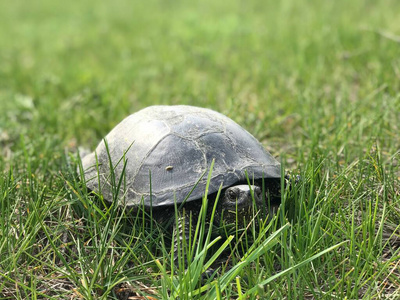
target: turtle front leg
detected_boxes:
[172,208,216,281]
[172,208,194,269]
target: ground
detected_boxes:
[0,0,399,299]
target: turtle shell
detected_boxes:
[80,105,281,207]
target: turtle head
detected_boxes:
[222,185,262,209]
[215,184,277,227]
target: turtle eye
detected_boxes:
[227,189,237,201]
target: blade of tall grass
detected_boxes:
[245,240,348,296]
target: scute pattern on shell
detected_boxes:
[80,105,281,207]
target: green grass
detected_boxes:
[1,0,399,299]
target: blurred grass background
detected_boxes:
[1,0,399,152]
[0,0,399,298]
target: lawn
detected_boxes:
[0,0,399,299]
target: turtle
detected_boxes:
[79,105,283,269]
